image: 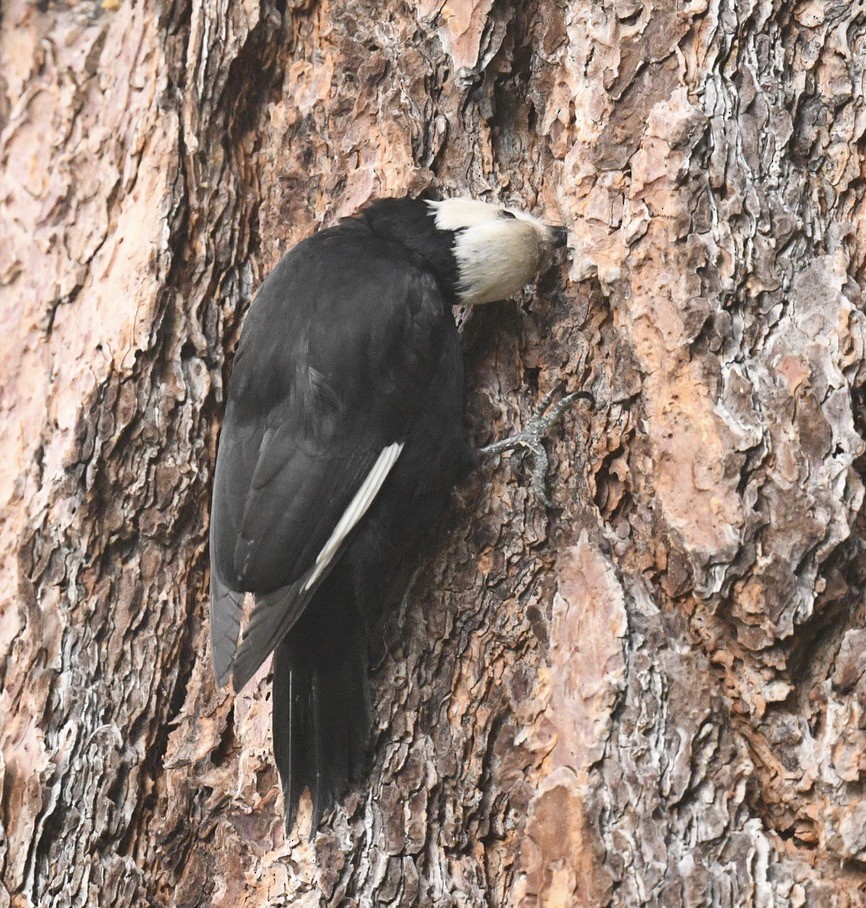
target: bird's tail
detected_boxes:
[272,566,370,832]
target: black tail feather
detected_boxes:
[272,567,370,834]
[272,639,304,830]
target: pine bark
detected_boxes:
[1,0,865,905]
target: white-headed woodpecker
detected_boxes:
[209,196,574,830]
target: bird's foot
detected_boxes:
[479,386,593,507]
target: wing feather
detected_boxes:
[209,518,246,686]
[209,227,450,689]
[304,441,404,591]
[230,442,404,690]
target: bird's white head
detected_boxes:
[427,198,567,306]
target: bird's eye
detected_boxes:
[500,210,517,219]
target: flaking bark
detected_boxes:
[1,0,865,905]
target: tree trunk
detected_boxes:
[2,0,865,904]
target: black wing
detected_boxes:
[209,223,451,690]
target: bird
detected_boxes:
[209,194,580,831]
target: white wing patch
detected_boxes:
[303,441,404,591]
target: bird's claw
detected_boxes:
[479,387,593,507]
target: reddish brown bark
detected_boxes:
[1,0,865,905]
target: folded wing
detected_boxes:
[209,230,449,690]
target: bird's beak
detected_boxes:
[548,226,568,248]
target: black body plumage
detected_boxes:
[210,197,473,826]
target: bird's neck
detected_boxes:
[359,197,461,306]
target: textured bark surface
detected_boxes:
[2,0,866,905]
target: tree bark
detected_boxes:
[1,0,865,905]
